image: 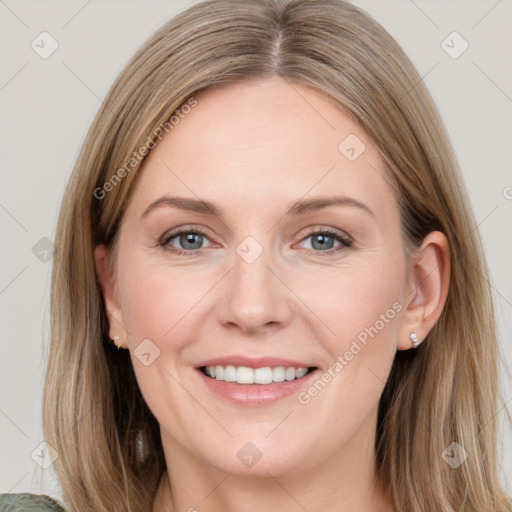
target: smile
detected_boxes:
[200,365,315,384]
[195,355,319,405]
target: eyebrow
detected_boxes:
[141,194,375,219]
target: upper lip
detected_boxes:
[195,355,316,369]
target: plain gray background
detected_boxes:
[1,0,511,502]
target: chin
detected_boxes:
[191,431,315,478]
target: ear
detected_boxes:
[94,244,128,348]
[397,231,450,350]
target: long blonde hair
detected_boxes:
[43,1,512,510]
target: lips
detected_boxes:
[195,355,318,405]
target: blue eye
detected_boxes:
[160,229,210,254]
[298,230,352,253]
[160,227,352,256]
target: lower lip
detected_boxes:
[197,369,318,406]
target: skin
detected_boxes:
[95,76,450,512]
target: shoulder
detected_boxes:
[0,493,66,511]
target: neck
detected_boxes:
[154,467,393,512]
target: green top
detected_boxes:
[0,493,66,512]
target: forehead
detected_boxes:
[124,77,398,223]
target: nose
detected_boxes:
[216,245,293,336]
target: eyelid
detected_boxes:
[296,224,353,243]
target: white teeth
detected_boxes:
[204,365,311,384]
[295,368,308,378]
[224,365,236,382]
[285,367,296,381]
[254,367,273,384]
[236,366,254,384]
[272,366,285,383]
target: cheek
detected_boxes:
[292,251,405,355]
[118,258,210,348]
[333,266,402,353]
[117,261,213,441]
[291,249,405,413]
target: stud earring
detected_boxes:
[111,335,124,350]
[410,332,420,349]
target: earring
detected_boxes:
[410,332,420,349]
[111,335,124,350]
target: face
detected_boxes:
[102,76,412,478]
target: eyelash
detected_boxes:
[159,227,353,257]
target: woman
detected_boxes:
[2,0,510,510]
